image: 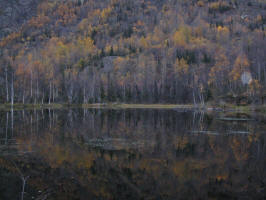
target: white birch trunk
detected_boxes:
[193,90,196,106]
[52,84,55,102]
[83,84,86,104]
[49,82,51,104]
[30,69,33,98]
[5,112,9,145]
[5,66,9,103]
[11,107,13,137]
[36,78,39,104]
[11,73,14,106]
[22,88,25,104]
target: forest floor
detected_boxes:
[0,103,266,114]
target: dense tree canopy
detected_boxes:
[0,0,265,104]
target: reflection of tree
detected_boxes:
[0,109,265,199]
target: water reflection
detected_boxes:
[0,109,265,200]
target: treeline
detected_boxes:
[0,0,265,105]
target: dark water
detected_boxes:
[0,108,265,200]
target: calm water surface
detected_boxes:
[0,108,265,200]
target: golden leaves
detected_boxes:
[248,79,262,96]
[216,26,230,41]
[172,27,191,47]
[208,50,230,86]
[0,32,22,48]
[197,1,205,7]
[100,7,112,21]
[55,3,78,26]
[217,26,229,34]
[174,58,189,75]
[139,36,149,49]
[28,15,50,29]
[230,54,250,81]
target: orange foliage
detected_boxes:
[230,54,250,81]
[28,15,50,28]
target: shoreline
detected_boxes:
[0,103,265,114]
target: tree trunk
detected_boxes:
[83,84,86,104]
[42,91,44,104]
[49,82,51,104]
[36,78,39,104]
[123,84,126,102]
[52,84,55,103]
[193,90,196,106]
[30,70,33,99]
[21,176,29,200]
[264,67,266,85]
[5,112,9,145]
[200,92,205,106]
[5,66,9,103]
[11,107,13,137]
[22,90,25,104]
[258,62,261,82]
[11,73,14,106]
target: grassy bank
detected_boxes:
[214,103,266,114]
[82,103,194,109]
[0,103,265,114]
[0,103,193,110]
[0,103,65,111]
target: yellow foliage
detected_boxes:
[190,37,208,48]
[37,0,57,15]
[0,32,22,47]
[27,53,33,62]
[152,27,164,44]
[173,30,186,47]
[216,175,227,182]
[248,79,262,96]
[230,54,250,81]
[194,26,203,37]
[28,15,50,28]
[231,137,249,161]
[172,26,191,47]
[56,3,78,26]
[217,26,229,41]
[217,26,229,34]
[175,58,189,75]
[139,36,149,48]
[16,63,26,77]
[209,1,230,11]
[77,36,95,55]
[209,2,220,10]
[55,40,70,62]
[105,44,112,54]
[114,56,126,71]
[89,9,101,21]
[256,14,262,23]
[197,1,205,7]
[78,18,89,33]
[113,44,119,53]
[208,52,229,85]
[101,7,112,21]
[172,161,186,176]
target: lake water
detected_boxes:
[0,108,265,200]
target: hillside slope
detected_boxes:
[0,0,265,104]
[0,0,41,38]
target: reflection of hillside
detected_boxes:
[11,131,266,199]
[0,109,265,199]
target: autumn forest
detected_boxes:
[0,0,265,105]
[1,1,266,199]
